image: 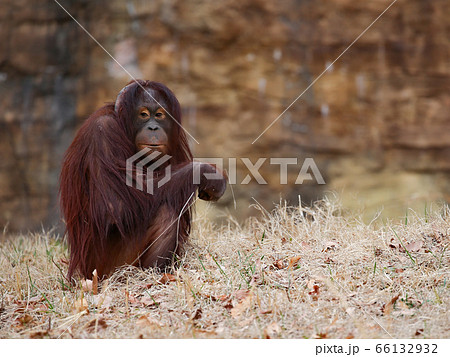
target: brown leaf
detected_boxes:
[86,317,108,332]
[221,296,233,310]
[308,285,320,295]
[140,283,153,289]
[315,332,328,339]
[136,315,162,329]
[159,273,177,285]
[383,294,400,315]
[29,331,48,339]
[415,329,424,336]
[190,308,202,320]
[263,322,281,338]
[288,256,301,269]
[16,314,33,326]
[274,259,286,269]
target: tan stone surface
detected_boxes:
[0,0,449,231]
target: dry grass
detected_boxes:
[0,199,449,339]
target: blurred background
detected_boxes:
[0,0,449,233]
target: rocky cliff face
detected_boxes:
[1,0,449,231]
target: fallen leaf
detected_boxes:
[263,322,281,338]
[288,256,301,269]
[140,283,153,289]
[274,259,286,269]
[313,332,328,339]
[29,331,48,339]
[415,329,424,336]
[308,285,320,295]
[221,297,233,311]
[159,273,177,284]
[136,315,162,329]
[383,295,399,315]
[307,281,320,301]
[86,317,108,332]
[190,308,202,320]
[16,314,33,326]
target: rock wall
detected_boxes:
[0,0,449,231]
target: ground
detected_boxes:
[0,200,449,338]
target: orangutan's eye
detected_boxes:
[140,110,150,119]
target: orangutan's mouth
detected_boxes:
[138,144,166,150]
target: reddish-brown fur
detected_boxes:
[60,80,226,279]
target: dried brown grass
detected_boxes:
[0,199,449,338]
